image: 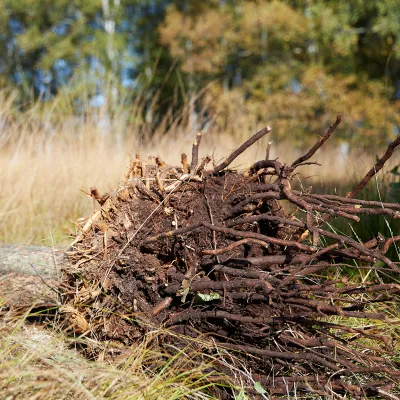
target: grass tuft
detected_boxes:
[0,312,240,400]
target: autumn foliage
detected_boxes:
[159,1,400,146]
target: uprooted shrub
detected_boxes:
[63,116,400,398]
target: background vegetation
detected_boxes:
[0,0,399,143]
[1,0,400,243]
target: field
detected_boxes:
[2,91,400,399]
[2,89,399,247]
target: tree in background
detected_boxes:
[0,0,399,145]
[159,0,400,145]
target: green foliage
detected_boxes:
[0,0,399,144]
[253,381,267,394]
[159,0,400,144]
[0,0,135,100]
[160,5,233,75]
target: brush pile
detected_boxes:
[63,116,400,398]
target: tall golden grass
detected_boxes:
[1,88,400,399]
[1,88,399,246]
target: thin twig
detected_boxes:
[181,153,189,173]
[347,135,400,198]
[204,191,219,263]
[190,131,202,173]
[212,126,271,174]
[265,141,273,160]
[30,263,62,298]
[291,115,342,167]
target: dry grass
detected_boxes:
[1,135,133,245]
[0,312,240,400]
[1,299,399,400]
[1,87,400,247]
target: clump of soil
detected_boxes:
[63,119,400,398]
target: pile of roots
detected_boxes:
[63,116,400,398]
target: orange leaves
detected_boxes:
[159,1,308,74]
[239,0,308,50]
[159,6,233,74]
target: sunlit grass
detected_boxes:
[2,87,400,246]
[0,312,240,400]
[1,136,133,245]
